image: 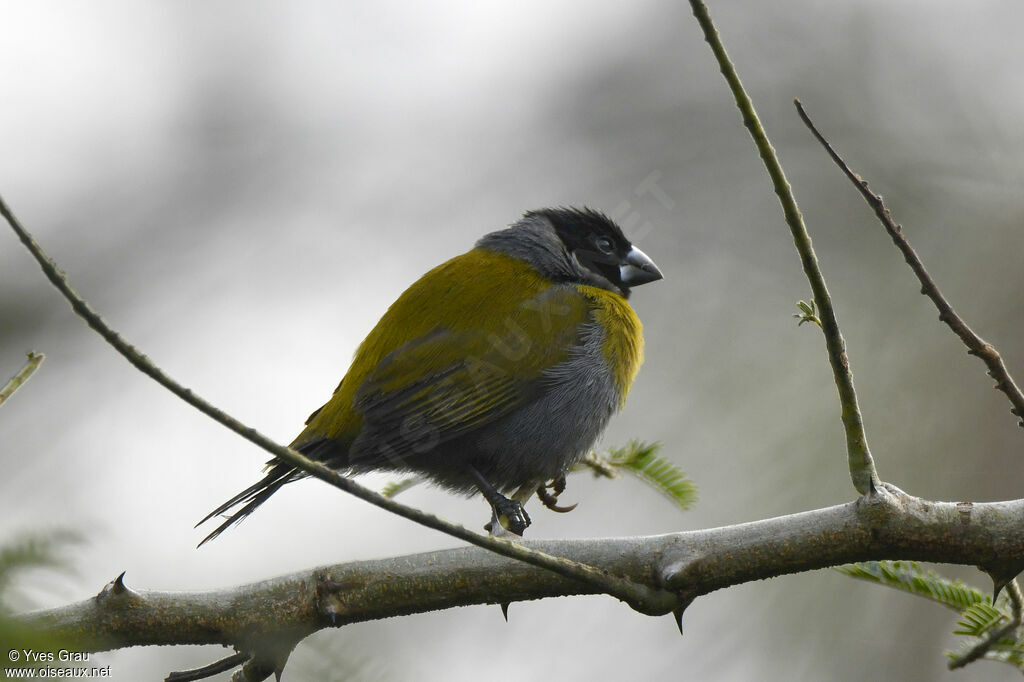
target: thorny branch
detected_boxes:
[15,491,1024,681]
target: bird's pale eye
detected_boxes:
[595,236,614,254]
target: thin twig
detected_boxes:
[688,0,880,493]
[795,99,1024,429]
[577,451,620,479]
[0,193,678,617]
[232,658,279,682]
[165,652,250,682]
[0,351,44,407]
[948,578,1023,669]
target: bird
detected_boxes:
[197,207,662,545]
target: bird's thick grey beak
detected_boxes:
[619,246,663,287]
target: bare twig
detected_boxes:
[577,450,620,479]
[794,99,1024,429]
[689,0,880,493]
[165,652,250,682]
[0,351,44,407]
[0,193,678,618]
[948,578,1023,669]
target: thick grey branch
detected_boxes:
[17,487,1024,661]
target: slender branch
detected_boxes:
[794,99,1024,430]
[688,0,879,493]
[166,653,250,682]
[0,193,677,616]
[0,351,45,407]
[233,659,280,682]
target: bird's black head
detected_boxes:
[477,207,663,297]
[526,207,663,297]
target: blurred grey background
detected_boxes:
[2,1,1023,680]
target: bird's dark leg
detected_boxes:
[469,466,531,536]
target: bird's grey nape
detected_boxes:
[477,214,623,294]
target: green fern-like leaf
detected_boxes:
[954,602,1006,637]
[835,561,987,612]
[578,441,696,511]
[839,561,1024,673]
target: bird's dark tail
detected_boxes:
[197,438,346,546]
[196,462,300,546]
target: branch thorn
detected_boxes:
[673,607,685,635]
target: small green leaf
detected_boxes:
[793,299,822,328]
[835,561,988,612]
[578,441,696,511]
[953,602,1005,637]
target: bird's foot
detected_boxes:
[536,476,578,513]
[483,497,531,536]
[471,465,532,536]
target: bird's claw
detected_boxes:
[537,476,578,513]
[484,497,531,536]
[471,465,532,536]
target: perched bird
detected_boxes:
[198,207,662,544]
